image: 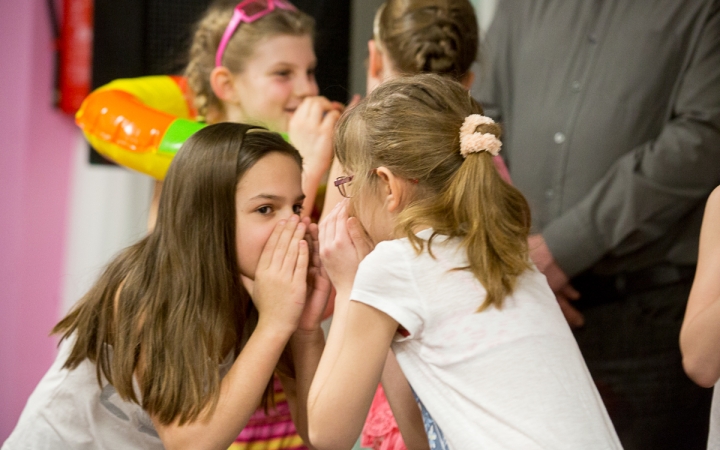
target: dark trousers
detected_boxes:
[572,267,712,450]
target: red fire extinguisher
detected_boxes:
[57,0,93,115]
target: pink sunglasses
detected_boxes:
[215,0,298,67]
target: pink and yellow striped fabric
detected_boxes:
[229,377,308,450]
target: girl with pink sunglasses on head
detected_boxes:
[77,0,343,227]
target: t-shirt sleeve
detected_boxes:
[350,240,424,340]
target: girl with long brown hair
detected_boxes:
[307,74,621,449]
[4,123,330,450]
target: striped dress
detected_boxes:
[229,376,307,450]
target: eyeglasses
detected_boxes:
[334,175,354,198]
[335,171,417,198]
[215,0,298,67]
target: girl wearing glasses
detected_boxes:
[308,75,622,449]
[3,124,331,449]
[318,1,510,448]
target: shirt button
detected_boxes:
[554,132,566,144]
[545,189,555,200]
[588,34,598,43]
[571,81,581,92]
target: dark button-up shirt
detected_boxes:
[476,0,720,276]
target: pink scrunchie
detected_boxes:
[459,114,502,157]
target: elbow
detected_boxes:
[308,424,356,450]
[682,353,719,388]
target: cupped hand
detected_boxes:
[297,218,333,332]
[318,199,375,294]
[288,96,343,177]
[252,215,309,336]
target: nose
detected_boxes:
[295,73,319,98]
[276,207,299,223]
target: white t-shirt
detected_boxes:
[3,338,164,450]
[351,229,622,449]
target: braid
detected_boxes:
[412,11,462,76]
[378,0,478,81]
[185,5,232,120]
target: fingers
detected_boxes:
[293,239,309,293]
[556,295,585,328]
[257,218,289,270]
[278,216,307,275]
[347,217,374,259]
[320,201,341,251]
[321,109,341,132]
[560,283,581,301]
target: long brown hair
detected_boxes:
[185,0,315,120]
[54,123,302,425]
[374,0,479,81]
[335,74,531,311]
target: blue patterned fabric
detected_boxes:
[412,389,450,450]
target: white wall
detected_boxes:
[61,138,153,313]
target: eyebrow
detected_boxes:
[249,194,306,202]
[270,60,317,69]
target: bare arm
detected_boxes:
[281,221,332,446]
[288,97,342,218]
[320,158,345,222]
[381,351,429,450]
[680,186,720,388]
[308,200,392,449]
[308,296,398,450]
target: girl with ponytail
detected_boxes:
[307,74,622,449]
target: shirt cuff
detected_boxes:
[542,207,607,278]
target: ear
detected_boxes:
[374,167,408,213]
[210,66,240,104]
[460,71,476,90]
[366,40,384,94]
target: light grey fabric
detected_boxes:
[709,385,720,449]
[475,0,720,277]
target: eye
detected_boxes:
[307,67,316,78]
[293,203,304,215]
[274,70,292,78]
[256,205,273,215]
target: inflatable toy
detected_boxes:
[75,75,205,180]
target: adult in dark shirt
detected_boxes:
[476,1,720,448]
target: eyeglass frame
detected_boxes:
[215,0,298,67]
[334,170,417,198]
[334,175,354,198]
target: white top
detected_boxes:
[2,338,164,450]
[351,229,623,450]
[708,384,720,449]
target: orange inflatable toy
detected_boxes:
[75,75,205,180]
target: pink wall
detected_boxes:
[0,0,78,440]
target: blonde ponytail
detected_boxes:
[335,74,531,310]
